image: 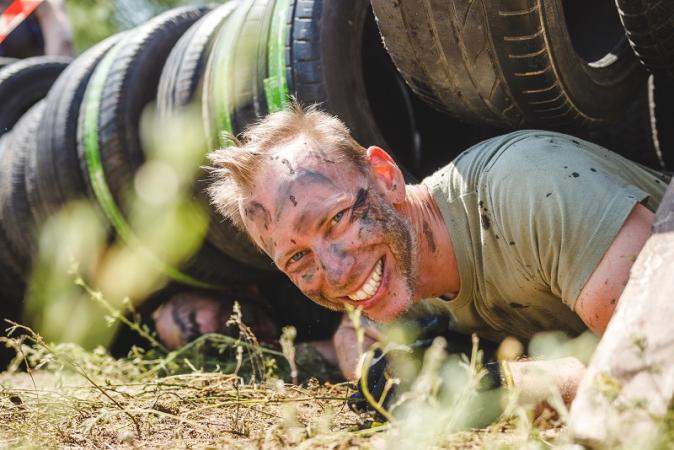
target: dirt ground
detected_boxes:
[0,334,563,450]
[0,368,560,449]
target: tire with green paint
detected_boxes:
[158,1,272,272]
[77,7,209,206]
[0,101,46,277]
[371,0,646,129]
[26,35,121,226]
[78,6,266,286]
[157,3,237,118]
[230,0,276,131]
[203,0,278,268]
[616,0,674,78]
[283,0,424,170]
[203,0,256,148]
[0,56,69,136]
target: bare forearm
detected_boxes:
[332,314,381,380]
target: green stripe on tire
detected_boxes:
[208,0,252,146]
[81,37,218,290]
[264,0,290,112]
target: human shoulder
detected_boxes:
[421,130,541,197]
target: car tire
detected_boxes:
[26,35,121,226]
[0,102,46,277]
[371,0,646,129]
[616,0,674,78]
[79,6,267,286]
[0,56,69,136]
[157,2,272,272]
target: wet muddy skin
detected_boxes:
[275,169,336,223]
[245,201,271,230]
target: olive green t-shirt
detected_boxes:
[411,130,668,342]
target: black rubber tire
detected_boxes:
[204,0,280,268]
[230,0,276,131]
[650,75,674,170]
[0,102,46,278]
[285,0,419,164]
[0,133,24,280]
[26,35,121,226]
[79,6,266,285]
[581,80,662,170]
[371,0,646,129]
[0,134,24,337]
[158,2,272,272]
[157,3,237,117]
[616,0,674,78]
[0,56,69,136]
[78,7,209,205]
[204,0,429,176]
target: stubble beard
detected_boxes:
[303,191,418,320]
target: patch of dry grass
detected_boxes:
[0,322,563,450]
[0,367,559,449]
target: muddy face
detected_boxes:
[241,138,416,323]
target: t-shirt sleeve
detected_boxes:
[484,133,649,310]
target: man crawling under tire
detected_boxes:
[183,103,668,408]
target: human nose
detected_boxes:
[316,243,356,288]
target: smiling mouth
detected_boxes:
[347,258,384,302]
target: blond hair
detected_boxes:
[207,102,368,230]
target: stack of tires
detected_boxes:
[0,0,488,308]
[0,0,672,356]
[371,0,674,170]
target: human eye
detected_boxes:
[330,209,347,228]
[289,250,307,263]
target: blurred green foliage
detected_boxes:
[64,0,213,53]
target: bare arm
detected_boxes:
[331,314,381,380]
[508,204,654,405]
[574,203,655,335]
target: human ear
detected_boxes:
[366,146,405,204]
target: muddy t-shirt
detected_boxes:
[410,130,667,342]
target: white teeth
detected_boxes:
[348,259,383,302]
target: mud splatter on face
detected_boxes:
[423,220,436,253]
[329,243,347,259]
[280,158,295,175]
[300,190,416,316]
[301,271,315,283]
[275,169,336,221]
[354,188,368,210]
[245,201,271,230]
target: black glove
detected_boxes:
[346,315,501,424]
